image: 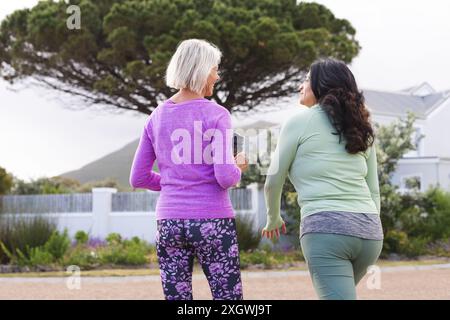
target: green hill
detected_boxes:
[59,139,159,190]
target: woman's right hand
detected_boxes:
[234,152,249,173]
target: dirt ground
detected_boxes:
[1,264,450,300]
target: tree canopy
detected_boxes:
[0,167,13,195]
[0,0,360,114]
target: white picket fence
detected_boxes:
[0,184,266,243]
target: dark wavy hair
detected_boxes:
[310,58,374,154]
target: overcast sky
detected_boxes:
[1,0,449,181]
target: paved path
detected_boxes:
[1,264,450,300]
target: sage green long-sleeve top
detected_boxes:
[264,104,380,231]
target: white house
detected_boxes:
[232,82,450,192]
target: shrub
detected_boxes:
[397,188,450,241]
[98,234,151,266]
[383,230,429,258]
[240,249,275,269]
[44,229,70,261]
[427,239,450,257]
[1,243,55,268]
[235,214,261,252]
[240,245,304,269]
[74,231,89,245]
[99,244,147,266]
[383,230,409,255]
[421,188,450,241]
[0,215,57,264]
[376,186,450,257]
[403,237,429,258]
[106,233,122,246]
[63,247,100,270]
[27,246,55,267]
[1,229,70,267]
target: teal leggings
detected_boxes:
[300,233,383,300]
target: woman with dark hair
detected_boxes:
[262,58,383,300]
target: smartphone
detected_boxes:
[233,132,244,157]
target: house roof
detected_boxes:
[233,82,449,128]
[400,82,436,96]
[364,87,448,119]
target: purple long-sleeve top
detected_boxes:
[129,98,242,220]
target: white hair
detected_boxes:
[165,39,222,94]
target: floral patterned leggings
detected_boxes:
[156,218,243,300]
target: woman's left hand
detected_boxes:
[234,152,249,173]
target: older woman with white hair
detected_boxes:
[129,39,248,300]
